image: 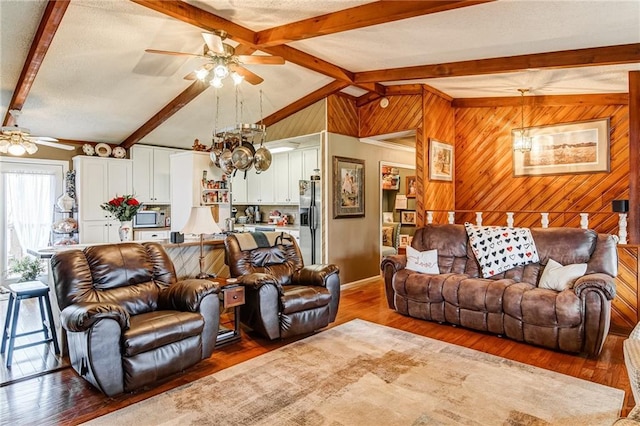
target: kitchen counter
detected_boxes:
[236,224,300,232]
[28,237,226,258]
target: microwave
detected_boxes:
[133,210,165,228]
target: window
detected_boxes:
[0,158,68,282]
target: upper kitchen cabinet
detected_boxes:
[73,156,132,243]
[246,162,276,204]
[131,145,181,204]
[274,148,318,205]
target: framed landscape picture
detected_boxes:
[333,156,365,218]
[513,118,610,177]
[429,139,454,181]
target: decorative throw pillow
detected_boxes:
[538,258,587,291]
[382,226,394,246]
[406,246,439,274]
[465,223,540,278]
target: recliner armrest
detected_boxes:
[573,273,616,300]
[239,273,282,292]
[60,302,129,332]
[158,278,220,312]
[381,254,407,274]
[292,264,339,287]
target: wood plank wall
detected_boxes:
[328,89,635,334]
[327,94,358,137]
[615,245,639,334]
[421,87,455,226]
[454,103,629,235]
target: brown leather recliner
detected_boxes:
[224,232,340,340]
[51,242,220,396]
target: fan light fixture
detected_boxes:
[513,88,532,153]
[196,60,244,88]
[0,129,38,156]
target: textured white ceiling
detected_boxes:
[1,0,639,149]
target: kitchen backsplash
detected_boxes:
[235,204,298,225]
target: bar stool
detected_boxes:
[1,280,60,368]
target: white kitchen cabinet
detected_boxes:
[134,229,170,241]
[131,145,180,204]
[231,172,248,204]
[73,156,133,244]
[246,164,275,204]
[272,148,318,205]
[81,220,120,244]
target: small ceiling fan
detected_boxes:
[0,110,74,155]
[145,31,285,86]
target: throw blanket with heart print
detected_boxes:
[464,223,540,278]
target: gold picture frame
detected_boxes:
[512,118,610,177]
[333,156,365,218]
[429,139,454,181]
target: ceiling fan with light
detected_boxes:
[0,110,74,155]
[146,31,285,87]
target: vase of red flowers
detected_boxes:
[100,195,142,241]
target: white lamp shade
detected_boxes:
[181,207,222,235]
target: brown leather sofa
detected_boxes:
[51,242,220,396]
[225,232,340,340]
[381,224,617,356]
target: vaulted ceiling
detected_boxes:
[1,0,639,150]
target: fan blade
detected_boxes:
[237,55,285,65]
[184,71,197,80]
[234,44,257,56]
[202,32,224,54]
[232,66,264,85]
[33,140,75,151]
[31,136,58,142]
[145,49,201,58]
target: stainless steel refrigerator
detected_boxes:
[299,179,321,265]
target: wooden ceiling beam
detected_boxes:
[354,43,640,83]
[452,93,629,108]
[131,0,355,83]
[254,0,493,47]
[262,80,350,127]
[355,92,384,107]
[3,0,70,126]
[384,84,423,96]
[121,81,208,149]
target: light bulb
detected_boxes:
[8,143,26,156]
[195,68,209,81]
[213,64,229,78]
[231,71,244,85]
[24,141,38,154]
[211,77,223,88]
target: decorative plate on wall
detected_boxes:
[82,143,94,156]
[112,146,126,158]
[95,143,112,157]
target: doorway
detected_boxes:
[379,161,416,258]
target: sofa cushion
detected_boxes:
[382,226,394,247]
[406,247,439,274]
[465,223,540,278]
[444,277,515,313]
[280,285,331,314]
[503,286,582,328]
[124,310,204,357]
[539,259,587,291]
[531,228,597,266]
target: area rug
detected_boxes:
[86,319,624,425]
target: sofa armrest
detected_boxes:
[60,302,129,332]
[573,273,616,300]
[158,278,220,312]
[292,264,340,287]
[239,273,282,292]
[381,254,407,274]
[381,254,407,309]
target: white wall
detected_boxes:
[325,133,415,284]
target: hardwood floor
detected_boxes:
[0,278,634,425]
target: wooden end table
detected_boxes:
[208,278,245,347]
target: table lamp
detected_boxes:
[181,206,222,279]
